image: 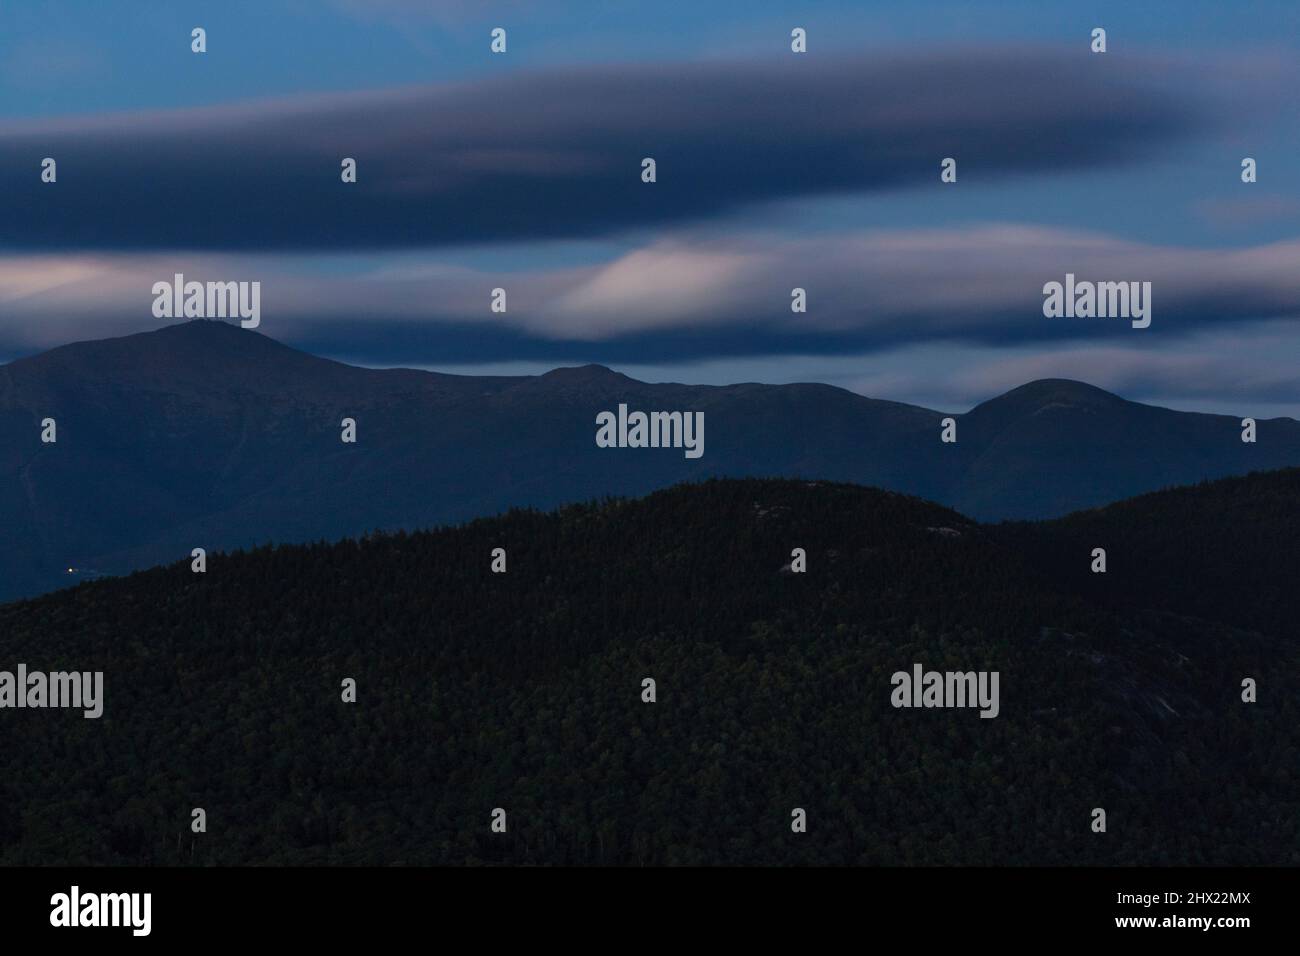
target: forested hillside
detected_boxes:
[0,477,1294,865]
[996,468,1300,641]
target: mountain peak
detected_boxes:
[29,319,289,361]
[540,364,635,384]
[156,318,256,336]
[1008,378,1122,400]
[972,378,1126,416]
[4,320,340,395]
[140,319,291,352]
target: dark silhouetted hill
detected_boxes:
[996,467,1300,640]
[0,476,1294,865]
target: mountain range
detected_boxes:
[3,319,1298,602]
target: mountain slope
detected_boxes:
[3,320,1299,601]
[995,467,1300,640]
[0,477,1294,865]
[950,379,1287,519]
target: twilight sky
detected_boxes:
[2,0,1299,415]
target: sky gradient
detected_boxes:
[2,0,1299,416]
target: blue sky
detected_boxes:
[2,0,1299,415]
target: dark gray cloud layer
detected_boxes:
[0,49,1202,251]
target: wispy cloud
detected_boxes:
[4,225,1300,363]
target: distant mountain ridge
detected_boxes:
[2,320,1299,601]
